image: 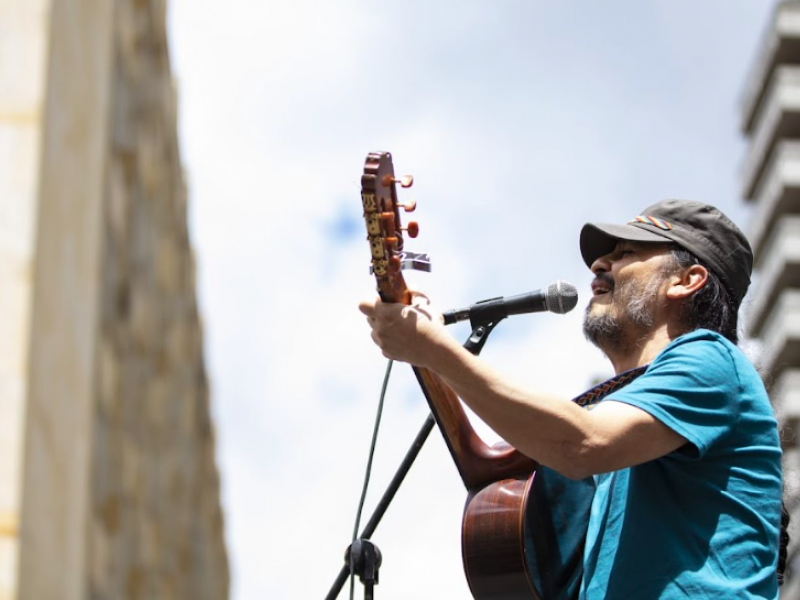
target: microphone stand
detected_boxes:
[325,315,504,599]
[325,414,436,600]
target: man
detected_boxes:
[359,199,785,599]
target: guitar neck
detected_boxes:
[360,150,534,491]
[413,366,536,489]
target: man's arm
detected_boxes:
[359,296,687,479]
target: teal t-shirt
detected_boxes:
[580,330,782,600]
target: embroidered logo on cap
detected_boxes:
[629,215,673,230]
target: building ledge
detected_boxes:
[747,140,800,259]
[771,367,800,416]
[746,215,800,337]
[741,2,800,135]
[758,288,800,380]
[770,368,800,450]
[741,66,800,201]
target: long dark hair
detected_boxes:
[670,247,790,585]
[669,248,739,344]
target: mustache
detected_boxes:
[593,273,615,291]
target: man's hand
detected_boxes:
[358,292,452,368]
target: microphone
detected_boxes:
[442,280,579,326]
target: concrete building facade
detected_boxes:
[741,1,800,597]
[0,1,229,599]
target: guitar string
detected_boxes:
[349,358,394,600]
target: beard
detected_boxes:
[583,273,662,355]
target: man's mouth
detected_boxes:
[591,279,613,297]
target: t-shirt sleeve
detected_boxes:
[604,333,742,459]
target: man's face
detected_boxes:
[583,241,674,353]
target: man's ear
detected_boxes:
[665,264,708,300]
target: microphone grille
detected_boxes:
[545,280,578,314]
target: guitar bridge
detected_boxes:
[370,251,431,274]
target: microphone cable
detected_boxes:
[349,358,394,600]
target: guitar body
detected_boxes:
[460,368,648,600]
[462,467,595,600]
[462,476,540,600]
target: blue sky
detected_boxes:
[167,2,776,598]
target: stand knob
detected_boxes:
[346,538,382,587]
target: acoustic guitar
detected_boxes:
[359,151,642,600]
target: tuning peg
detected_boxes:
[398,199,417,213]
[400,221,419,238]
[382,174,414,188]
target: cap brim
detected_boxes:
[580,223,674,268]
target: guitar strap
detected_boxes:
[572,365,649,408]
[524,365,649,600]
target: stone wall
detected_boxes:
[0,1,229,599]
[89,0,229,597]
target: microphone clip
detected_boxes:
[444,297,509,356]
[465,296,510,331]
[463,320,501,356]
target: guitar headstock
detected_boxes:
[360,151,427,304]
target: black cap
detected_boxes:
[580,199,753,306]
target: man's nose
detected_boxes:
[590,253,612,275]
